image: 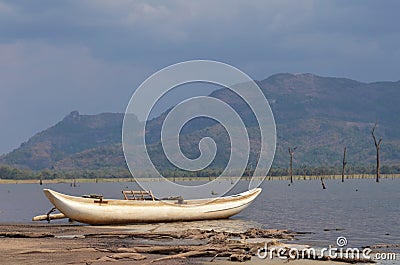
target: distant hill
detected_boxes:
[1,73,400,172]
[0,111,124,170]
[257,73,400,167]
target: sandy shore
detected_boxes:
[0,221,360,265]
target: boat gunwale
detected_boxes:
[43,188,262,207]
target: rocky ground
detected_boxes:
[0,220,371,265]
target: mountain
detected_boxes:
[257,73,400,167]
[0,111,124,170]
[1,73,400,172]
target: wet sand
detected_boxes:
[1,223,195,265]
[0,221,353,265]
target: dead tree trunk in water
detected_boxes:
[341,146,347,182]
[372,123,382,183]
[300,164,307,180]
[288,147,297,184]
[321,177,326,189]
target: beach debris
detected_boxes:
[16,249,57,254]
[209,253,219,262]
[107,252,147,260]
[84,228,294,263]
[80,253,147,263]
[0,231,54,238]
[229,253,251,262]
[0,224,376,264]
[150,250,214,263]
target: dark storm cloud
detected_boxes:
[0,0,399,153]
[2,1,400,74]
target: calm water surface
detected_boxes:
[0,178,399,251]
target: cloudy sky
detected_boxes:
[0,0,399,154]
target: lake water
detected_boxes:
[1,178,399,254]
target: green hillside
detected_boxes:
[0,111,123,170]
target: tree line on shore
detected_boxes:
[1,163,400,180]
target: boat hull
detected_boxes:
[43,188,262,225]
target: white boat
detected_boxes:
[40,188,262,225]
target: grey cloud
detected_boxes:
[0,0,399,153]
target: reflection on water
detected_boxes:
[0,178,399,250]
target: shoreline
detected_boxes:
[0,222,365,265]
[1,174,400,184]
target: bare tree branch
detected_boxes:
[371,123,382,182]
